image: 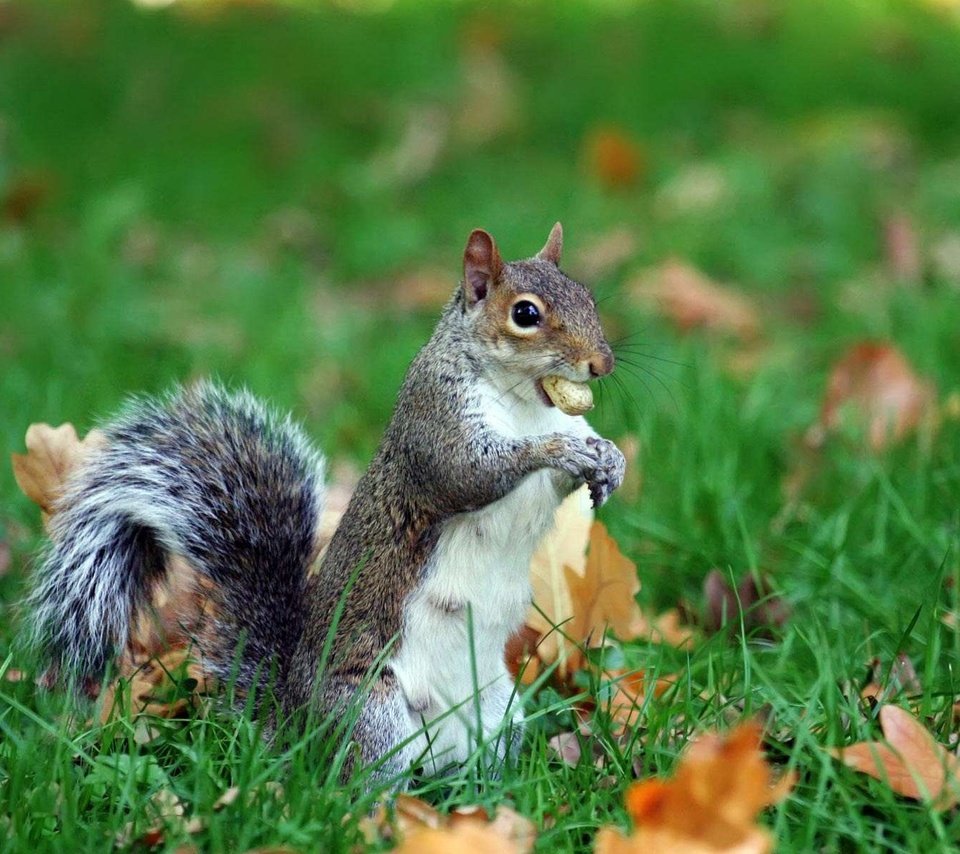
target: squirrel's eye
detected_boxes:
[511,300,541,328]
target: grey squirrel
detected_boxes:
[27,223,625,784]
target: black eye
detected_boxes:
[511,300,541,328]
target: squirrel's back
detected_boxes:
[30,381,325,692]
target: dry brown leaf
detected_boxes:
[628,261,759,341]
[364,794,533,853]
[596,722,793,854]
[526,486,593,675]
[99,648,212,726]
[702,570,791,637]
[213,786,241,811]
[524,496,689,680]
[573,228,639,283]
[600,669,676,730]
[117,788,204,848]
[11,423,107,528]
[806,342,937,451]
[0,540,10,578]
[455,34,520,145]
[396,823,523,854]
[565,522,642,650]
[883,211,922,282]
[829,704,960,809]
[584,127,645,190]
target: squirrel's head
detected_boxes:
[461,223,614,403]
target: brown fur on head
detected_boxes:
[462,224,614,398]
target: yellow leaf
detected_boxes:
[11,423,106,529]
[526,486,593,676]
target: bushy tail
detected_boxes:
[29,381,325,689]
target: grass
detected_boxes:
[2,0,960,850]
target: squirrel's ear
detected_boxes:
[463,229,503,306]
[536,222,563,266]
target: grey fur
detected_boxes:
[25,228,625,784]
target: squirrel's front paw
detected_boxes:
[550,435,625,508]
[584,437,625,508]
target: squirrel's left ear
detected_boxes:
[463,229,503,306]
[536,222,563,266]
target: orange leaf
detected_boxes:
[11,423,106,529]
[831,704,960,809]
[565,522,641,650]
[807,342,937,451]
[584,127,645,189]
[628,260,759,342]
[366,794,534,853]
[597,722,792,853]
[526,486,593,676]
[396,823,523,854]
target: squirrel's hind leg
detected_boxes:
[321,675,423,790]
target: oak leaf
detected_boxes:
[11,423,106,529]
[596,722,793,854]
[521,490,690,680]
[829,704,960,809]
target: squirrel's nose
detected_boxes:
[588,351,614,378]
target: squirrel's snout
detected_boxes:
[588,350,614,378]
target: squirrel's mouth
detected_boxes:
[536,379,555,407]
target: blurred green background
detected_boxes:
[3,0,960,600]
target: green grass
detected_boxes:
[2,0,960,850]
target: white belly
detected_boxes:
[390,466,566,771]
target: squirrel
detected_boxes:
[27,223,625,785]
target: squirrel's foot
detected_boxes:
[550,435,625,508]
[584,436,625,508]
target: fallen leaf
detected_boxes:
[829,704,960,809]
[365,104,449,189]
[596,721,793,853]
[883,211,922,282]
[702,570,791,636]
[213,786,241,811]
[396,822,523,854]
[655,163,730,218]
[3,668,26,683]
[11,423,107,528]
[584,127,645,190]
[565,522,642,652]
[573,228,639,283]
[600,669,676,730]
[99,648,212,726]
[0,540,10,577]
[805,342,937,451]
[455,31,520,145]
[503,624,542,685]
[860,654,921,704]
[117,788,204,848]
[2,172,53,223]
[547,731,583,767]
[524,496,689,679]
[364,794,533,853]
[628,261,760,341]
[526,486,593,675]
